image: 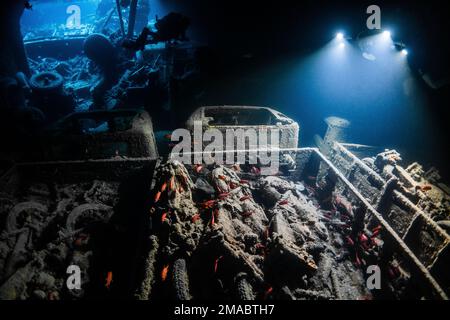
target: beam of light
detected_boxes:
[336,32,344,41]
[383,30,391,38]
[401,49,408,56]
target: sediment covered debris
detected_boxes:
[0,180,118,300]
[131,160,372,300]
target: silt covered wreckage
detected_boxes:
[0,0,449,300]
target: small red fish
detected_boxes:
[154,191,161,203]
[371,229,380,237]
[264,287,273,299]
[279,200,289,205]
[346,236,355,246]
[420,185,432,192]
[218,192,229,199]
[241,210,253,217]
[105,271,113,289]
[161,264,169,282]
[359,233,368,243]
[229,182,238,189]
[211,212,215,226]
[355,252,361,266]
[372,225,382,232]
[191,213,200,223]
[240,195,251,201]
[240,179,249,185]
[218,175,226,181]
[214,256,223,273]
[251,166,261,175]
[160,182,167,192]
[322,212,332,220]
[194,164,203,173]
[201,200,216,209]
[161,212,168,222]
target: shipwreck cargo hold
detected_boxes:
[0,0,449,303]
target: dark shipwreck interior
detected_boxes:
[0,0,449,307]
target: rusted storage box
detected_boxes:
[186,106,299,149]
[41,109,158,161]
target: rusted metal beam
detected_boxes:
[115,0,125,37]
[335,142,450,244]
[313,147,448,300]
[394,191,450,243]
[127,0,138,38]
[334,142,384,188]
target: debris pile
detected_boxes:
[0,180,118,300]
[132,160,372,300]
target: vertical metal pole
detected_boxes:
[127,0,138,38]
[115,0,125,37]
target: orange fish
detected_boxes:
[191,213,200,223]
[420,185,432,192]
[161,264,169,282]
[154,191,161,203]
[160,182,167,192]
[161,212,167,223]
[218,175,226,181]
[105,271,113,289]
